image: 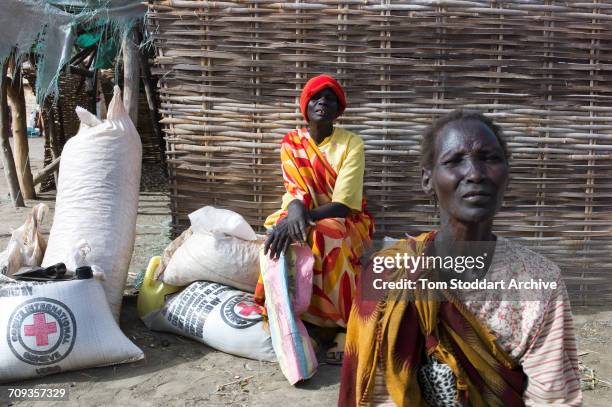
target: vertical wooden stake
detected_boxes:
[46,109,60,188]
[139,43,164,163]
[38,109,59,190]
[7,62,35,199]
[122,26,140,126]
[0,63,25,207]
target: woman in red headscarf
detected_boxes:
[254,75,374,338]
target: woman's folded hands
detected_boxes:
[264,200,311,259]
[263,200,350,259]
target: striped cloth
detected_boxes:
[519,283,582,405]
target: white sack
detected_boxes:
[42,86,142,320]
[189,206,257,241]
[0,204,48,277]
[157,207,263,291]
[160,231,262,291]
[142,281,275,362]
[154,227,193,280]
[0,278,143,383]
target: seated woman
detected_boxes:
[339,111,581,406]
[255,74,374,332]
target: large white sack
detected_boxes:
[159,231,262,291]
[142,281,276,362]
[0,278,143,383]
[42,86,142,320]
[156,207,262,290]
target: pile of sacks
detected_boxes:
[138,206,276,362]
[0,86,144,383]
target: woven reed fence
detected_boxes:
[37,70,96,191]
[148,0,612,305]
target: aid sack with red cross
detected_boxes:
[0,278,143,382]
[141,281,276,362]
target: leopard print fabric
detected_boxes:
[417,357,463,407]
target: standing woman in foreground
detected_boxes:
[339,110,581,406]
[255,75,374,333]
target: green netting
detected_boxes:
[76,19,119,70]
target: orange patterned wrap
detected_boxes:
[255,128,374,327]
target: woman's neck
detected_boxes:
[436,216,495,242]
[432,217,497,279]
[308,122,334,144]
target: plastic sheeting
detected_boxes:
[0,0,146,102]
[0,1,73,102]
[48,0,146,23]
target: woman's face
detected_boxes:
[423,119,509,225]
[307,87,340,124]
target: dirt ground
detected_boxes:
[1,138,611,406]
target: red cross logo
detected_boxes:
[236,301,261,318]
[23,312,57,347]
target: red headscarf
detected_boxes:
[299,74,346,122]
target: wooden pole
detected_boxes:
[122,26,140,126]
[56,98,66,148]
[139,43,164,163]
[0,63,25,207]
[7,60,35,199]
[33,156,60,186]
[70,45,96,66]
[90,69,98,117]
[46,109,60,188]
[38,109,58,190]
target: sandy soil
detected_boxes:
[1,138,611,406]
